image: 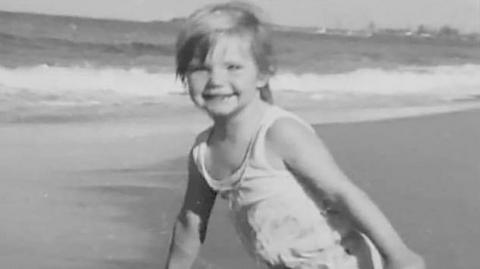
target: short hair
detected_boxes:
[175,1,276,83]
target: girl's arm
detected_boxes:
[164,150,217,269]
[265,118,425,269]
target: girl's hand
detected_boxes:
[385,251,426,269]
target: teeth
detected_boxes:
[204,94,233,101]
[221,95,232,100]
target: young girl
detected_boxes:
[165,2,425,269]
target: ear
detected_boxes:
[182,78,190,90]
[256,73,269,88]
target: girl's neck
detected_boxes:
[211,98,269,141]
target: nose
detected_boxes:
[206,67,226,89]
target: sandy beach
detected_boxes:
[1,104,479,269]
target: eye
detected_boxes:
[187,64,209,73]
[227,64,242,71]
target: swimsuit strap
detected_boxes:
[247,106,316,171]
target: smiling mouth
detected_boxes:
[202,93,236,101]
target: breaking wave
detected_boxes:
[1,64,480,107]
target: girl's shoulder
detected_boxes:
[264,106,316,138]
[265,115,316,146]
[193,126,213,146]
[263,108,322,161]
[189,126,213,161]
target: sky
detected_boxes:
[0,0,479,32]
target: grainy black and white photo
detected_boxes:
[0,1,479,269]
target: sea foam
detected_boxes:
[1,64,480,107]
[0,65,181,96]
[271,65,480,100]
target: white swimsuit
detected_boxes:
[192,105,383,269]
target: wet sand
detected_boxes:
[316,108,480,269]
[1,106,479,269]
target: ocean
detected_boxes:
[1,10,480,122]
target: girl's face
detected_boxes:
[186,35,267,118]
